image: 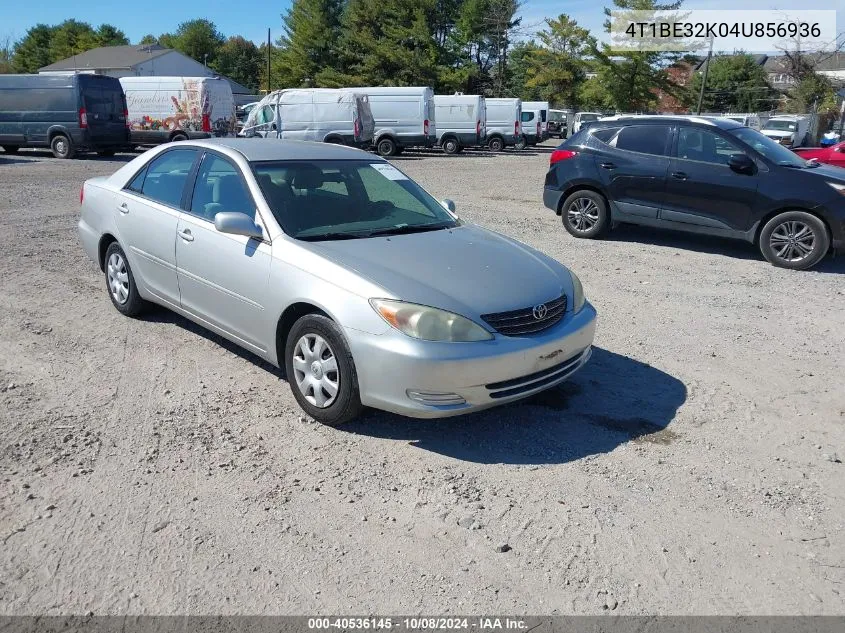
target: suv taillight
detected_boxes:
[424,119,430,135]
[550,149,578,165]
[79,108,88,128]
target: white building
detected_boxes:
[38,44,258,105]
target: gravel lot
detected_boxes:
[1,143,844,615]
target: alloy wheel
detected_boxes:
[567,197,600,232]
[107,252,130,304]
[769,220,816,263]
[292,333,339,408]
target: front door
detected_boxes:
[175,152,272,353]
[662,126,758,232]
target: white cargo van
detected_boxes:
[568,111,602,137]
[484,98,521,151]
[522,100,549,140]
[346,86,437,156]
[432,94,486,154]
[518,108,542,149]
[240,88,375,148]
[119,76,236,145]
[761,115,810,148]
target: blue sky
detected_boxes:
[1,0,841,50]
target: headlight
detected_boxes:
[827,182,845,197]
[571,272,586,312]
[370,299,493,342]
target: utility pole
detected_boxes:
[266,28,271,95]
[696,36,714,115]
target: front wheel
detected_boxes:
[104,242,146,316]
[561,190,610,239]
[284,314,363,426]
[514,136,527,150]
[759,211,829,270]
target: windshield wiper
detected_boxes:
[297,231,370,241]
[364,222,454,237]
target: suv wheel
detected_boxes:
[759,211,829,270]
[50,134,75,159]
[284,314,363,426]
[561,190,609,238]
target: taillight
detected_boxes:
[536,122,540,136]
[202,114,211,132]
[476,120,481,136]
[354,118,361,139]
[79,108,88,128]
[123,108,130,129]
[514,121,519,136]
[79,184,85,205]
[550,149,578,165]
[424,119,429,135]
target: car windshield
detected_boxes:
[766,120,797,131]
[580,113,599,121]
[549,112,566,122]
[730,127,810,167]
[252,159,459,240]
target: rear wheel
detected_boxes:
[442,138,460,154]
[488,137,504,152]
[2,145,19,154]
[561,190,610,239]
[376,137,397,157]
[759,211,829,270]
[284,314,363,426]
[50,134,75,159]
[170,132,188,142]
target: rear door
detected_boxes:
[595,124,672,219]
[79,76,127,147]
[662,125,758,231]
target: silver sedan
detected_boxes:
[78,139,597,425]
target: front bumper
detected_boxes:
[347,302,597,418]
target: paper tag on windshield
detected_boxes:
[371,163,407,180]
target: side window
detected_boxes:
[611,125,671,156]
[129,149,197,207]
[190,154,255,221]
[592,127,621,143]
[678,127,743,165]
[256,105,274,125]
[521,111,535,122]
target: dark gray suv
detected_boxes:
[544,116,845,270]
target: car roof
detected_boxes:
[587,115,742,130]
[186,138,379,162]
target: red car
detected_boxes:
[793,141,845,168]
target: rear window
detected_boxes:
[611,125,671,156]
[84,88,123,117]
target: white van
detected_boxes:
[568,112,602,138]
[484,98,521,151]
[762,115,811,147]
[346,86,437,156]
[432,94,486,154]
[119,76,236,145]
[522,100,549,140]
[518,108,542,148]
[240,88,375,148]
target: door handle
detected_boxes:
[117,202,129,214]
[178,228,194,242]
[671,171,688,180]
[600,162,616,169]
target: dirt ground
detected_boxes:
[1,143,844,615]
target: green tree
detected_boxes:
[271,0,344,88]
[96,24,129,47]
[578,64,616,110]
[0,35,14,73]
[505,41,543,100]
[168,19,225,65]
[525,15,594,108]
[689,53,775,112]
[48,20,100,64]
[788,72,837,114]
[12,24,54,72]
[139,34,159,45]
[213,36,263,91]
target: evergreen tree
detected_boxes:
[213,36,263,91]
[689,53,775,113]
[272,0,344,88]
[524,15,594,107]
[48,20,100,64]
[139,34,159,45]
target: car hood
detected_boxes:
[807,163,845,182]
[302,224,569,318]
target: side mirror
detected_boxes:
[214,212,263,240]
[728,153,755,175]
[440,199,456,214]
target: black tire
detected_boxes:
[324,137,344,145]
[376,137,397,157]
[170,132,188,142]
[97,149,116,157]
[284,314,363,426]
[758,211,829,270]
[2,145,20,154]
[50,134,75,159]
[560,189,610,239]
[487,136,504,152]
[514,136,527,151]
[442,137,460,154]
[104,242,146,317]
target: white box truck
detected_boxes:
[484,98,521,151]
[119,76,236,145]
[522,100,550,140]
[239,88,375,148]
[432,94,486,154]
[761,115,811,148]
[346,86,437,156]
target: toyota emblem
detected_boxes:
[532,304,548,320]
